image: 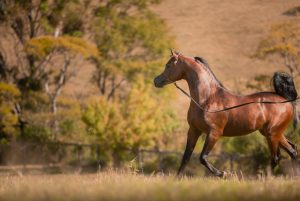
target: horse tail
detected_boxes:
[292,102,299,132]
[272,71,299,132]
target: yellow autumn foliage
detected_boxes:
[256,21,300,58]
[0,83,21,140]
[25,36,98,60]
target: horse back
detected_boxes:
[222,91,293,136]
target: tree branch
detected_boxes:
[107,78,126,101]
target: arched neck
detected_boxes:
[184,67,222,106]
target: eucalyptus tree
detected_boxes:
[91,0,172,100]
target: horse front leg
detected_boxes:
[177,127,201,176]
[199,130,224,177]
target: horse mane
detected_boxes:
[194,56,224,87]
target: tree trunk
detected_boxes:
[50,95,58,140]
[107,78,125,101]
[51,96,57,115]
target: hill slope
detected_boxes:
[151,0,300,116]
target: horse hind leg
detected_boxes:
[279,136,298,175]
[279,137,297,161]
[260,128,284,171]
[277,148,282,163]
[287,139,298,155]
[266,136,280,170]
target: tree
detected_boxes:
[0,0,180,159]
[256,21,300,77]
[90,0,172,100]
[82,80,178,166]
[25,35,97,114]
[24,35,97,139]
[0,0,90,90]
[0,0,98,140]
[0,82,20,142]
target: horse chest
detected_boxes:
[187,107,206,130]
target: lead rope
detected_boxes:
[173,82,300,113]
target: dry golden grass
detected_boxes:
[0,172,300,201]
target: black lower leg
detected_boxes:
[287,140,298,154]
[177,128,200,175]
[200,154,224,177]
[177,145,196,175]
[199,132,223,177]
[271,155,280,169]
[279,140,298,174]
[277,148,282,162]
[281,145,297,160]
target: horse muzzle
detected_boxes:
[154,75,169,88]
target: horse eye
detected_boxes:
[166,64,171,69]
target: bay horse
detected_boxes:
[154,50,299,177]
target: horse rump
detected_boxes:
[272,71,299,130]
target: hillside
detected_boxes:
[151,0,300,116]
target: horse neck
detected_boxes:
[184,66,222,105]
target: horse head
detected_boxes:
[154,49,185,88]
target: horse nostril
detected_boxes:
[154,77,160,87]
[154,76,164,88]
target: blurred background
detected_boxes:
[0,0,299,177]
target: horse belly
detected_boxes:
[222,109,265,136]
[223,124,258,136]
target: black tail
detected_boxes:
[272,72,299,132]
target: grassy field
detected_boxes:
[0,172,300,201]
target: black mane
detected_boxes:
[194,56,224,87]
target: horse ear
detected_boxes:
[170,49,180,59]
[170,48,175,56]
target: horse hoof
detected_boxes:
[216,171,227,178]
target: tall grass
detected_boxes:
[0,172,299,201]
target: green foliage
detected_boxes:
[222,132,270,173]
[0,0,95,93]
[82,81,179,165]
[91,0,174,98]
[21,91,49,113]
[0,0,180,170]
[22,124,52,142]
[1,0,84,34]
[56,97,87,141]
[19,91,86,142]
